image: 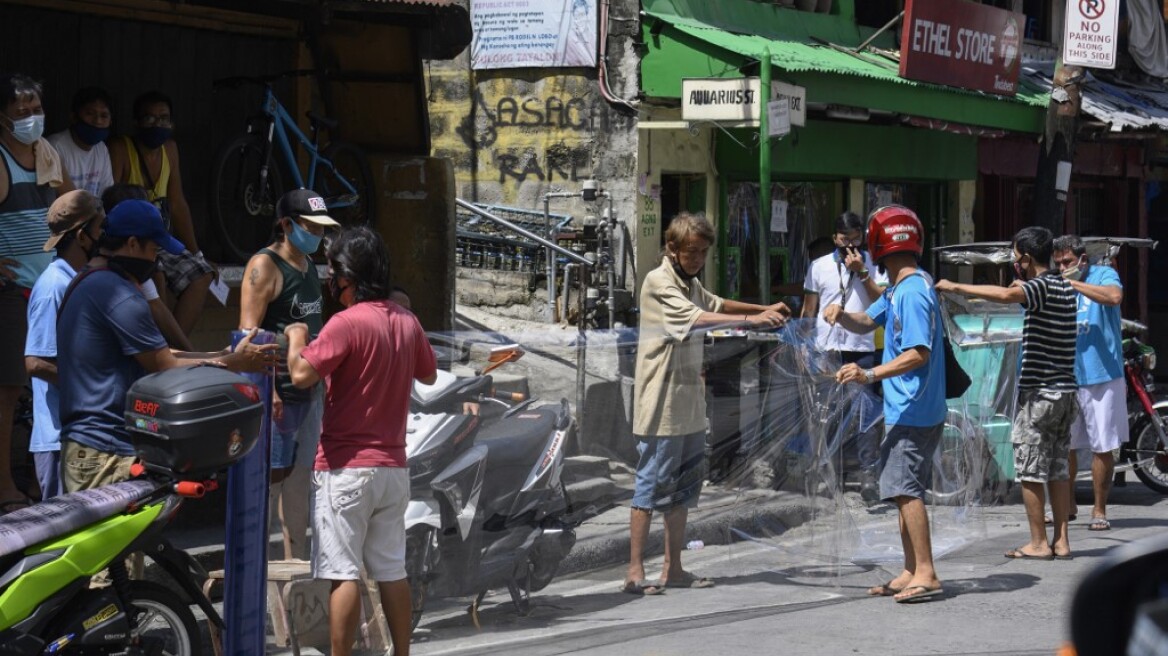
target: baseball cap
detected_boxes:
[104,200,186,255]
[276,189,341,227]
[43,190,104,252]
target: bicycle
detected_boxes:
[211,70,375,263]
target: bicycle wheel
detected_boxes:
[317,141,375,227]
[127,581,202,656]
[211,135,284,263]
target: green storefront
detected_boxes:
[639,0,1048,302]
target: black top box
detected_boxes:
[125,367,264,478]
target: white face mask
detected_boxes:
[1061,256,1088,281]
[5,113,44,145]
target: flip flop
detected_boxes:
[1054,554,1074,561]
[1088,517,1111,531]
[621,579,664,596]
[1004,547,1054,561]
[1044,511,1077,525]
[867,581,903,597]
[664,572,715,589]
[894,585,944,604]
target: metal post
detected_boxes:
[544,195,556,321]
[758,49,772,305]
[224,329,274,656]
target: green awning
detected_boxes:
[642,2,1049,134]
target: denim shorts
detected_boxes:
[631,432,706,512]
[878,423,943,502]
[272,401,316,469]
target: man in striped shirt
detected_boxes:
[936,226,1078,560]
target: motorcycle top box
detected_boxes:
[125,366,264,477]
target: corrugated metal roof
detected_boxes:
[1022,63,1168,132]
[654,14,1050,109]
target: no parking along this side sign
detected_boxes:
[1063,0,1119,69]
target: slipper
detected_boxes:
[1054,554,1074,561]
[664,572,715,589]
[621,579,664,596]
[1046,508,1079,522]
[0,497,32,515]
[867,581,903,597]
[1004,548,1054,561]
[894,585,944,604]
[1088,517,1111,531]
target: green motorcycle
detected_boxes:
[0,366,263,655]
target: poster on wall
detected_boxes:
[472,0,598,70]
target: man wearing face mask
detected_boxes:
[801,211,888,504]
[1052,234,1126,532]
[625,213,790,595]
[0,73,74,511]
[109,90,212,337]
[56,200,278,492]
[24,191,105,499]
[47,87,115,197]
[240,189,337,560]
[937,227,1078,560]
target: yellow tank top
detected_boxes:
[122,135,169,203]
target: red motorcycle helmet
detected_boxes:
[867,205,924,264]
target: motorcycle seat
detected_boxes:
[477,407,557,469]
[0,480,161,558]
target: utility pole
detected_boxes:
[758,47,772,305]
[1033,59,1084,234]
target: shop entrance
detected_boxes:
[864,181,949,264]
[659,174,708,248]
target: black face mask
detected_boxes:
[109,255,158,284]
[669,256,701,282]
[327,276,350,303]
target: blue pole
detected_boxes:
[224,329,274,655]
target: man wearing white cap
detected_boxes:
[240,188,338,559]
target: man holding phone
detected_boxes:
[801,211,888,503]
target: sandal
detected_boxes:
[894,585,944,604]
[867,581,903,597]
[621,579,664,596]
[663,572,715,589]
[1088,517,1111,531]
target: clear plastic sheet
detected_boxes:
[413,295,1027,610]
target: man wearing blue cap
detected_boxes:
[57,199,277,491]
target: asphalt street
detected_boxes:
[401,480,1165,656]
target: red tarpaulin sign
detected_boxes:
[899,0,1024,96]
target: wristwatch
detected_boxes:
[857,268,871,282]
[864,369,876,384]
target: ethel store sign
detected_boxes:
[899,0,1024,96]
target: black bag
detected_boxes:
[943,332,971,400]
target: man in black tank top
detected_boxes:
[240,189,338,559]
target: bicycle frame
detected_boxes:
[257,87,359,208]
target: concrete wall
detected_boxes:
[425,0,641,317]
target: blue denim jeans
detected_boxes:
[632,431,706,512]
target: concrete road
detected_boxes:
[405,480,1166,656]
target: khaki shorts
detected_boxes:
[312,467,408,582]
[62,441,137,493]
[1013,390,1078,483]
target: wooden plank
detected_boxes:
[0,0,299,39]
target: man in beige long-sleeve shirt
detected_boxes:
[623,213,789,595]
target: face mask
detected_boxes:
[109,255,158,284]
[1013,258,1029,282]
[287,220,323,255]
[137,126,172,149]
[669,255,701,282]
[72,121,109,146]
[6,114,44,145]
[327,276,350,304]
[1061,257,1087,281]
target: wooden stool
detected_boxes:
[204,560,390,656]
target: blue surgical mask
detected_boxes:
[6,114,43,145]
[72,121,109,146]
[288,220,322,255]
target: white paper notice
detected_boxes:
[209,276,230,306]
[771,199,789,233]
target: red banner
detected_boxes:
[899,0,1024,96]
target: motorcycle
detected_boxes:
[1118,329,1168,494]
[403,345,615,627]
[0,367,263,656]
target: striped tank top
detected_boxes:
[0,141,53,289]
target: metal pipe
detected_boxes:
[544,195,555,320]
[576,269,588,421]
[758,47,772,305]
[562,263,578,323]
[457,198,589,265]
[854,10,904,53]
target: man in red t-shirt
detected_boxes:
[285,226,436,656]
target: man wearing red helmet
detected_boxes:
[936,227,1078,561]
[825,205,947,603]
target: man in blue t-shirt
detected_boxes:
[57,200,278,492]
[24,190,105,499]
[1054,235,1126,532]
[826,206,946,604]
